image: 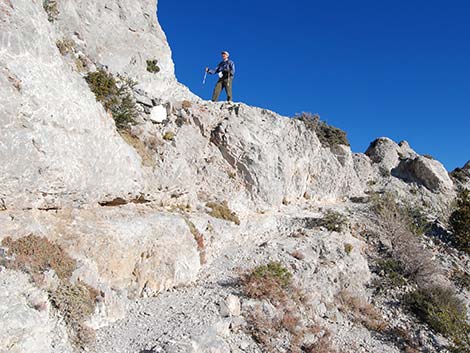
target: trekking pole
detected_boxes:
[203,70,207,85]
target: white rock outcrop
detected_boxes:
[0,270,73,353]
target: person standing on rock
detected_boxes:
[206,51,235,102]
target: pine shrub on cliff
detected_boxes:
[294,112,349,148]
[85,69,138,129]
[449,189,470,254]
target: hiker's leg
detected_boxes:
[212,80,223,102]
[225,77,233,101]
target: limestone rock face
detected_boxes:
[53,0,197,101]
[159,103,364,208]
[0,0,147,210]
[392,156,453,192]
[365,137,418,172]
[0,206,201,300]
[0,270,73,353]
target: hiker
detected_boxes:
[206,51,235,102]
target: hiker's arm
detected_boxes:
[229,61,235,76]
[207,63,222,75]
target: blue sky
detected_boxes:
[159,0,469,170]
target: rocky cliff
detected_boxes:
[1,1,469,353]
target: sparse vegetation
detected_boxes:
[85,69,138,129]
[146,59,160,73]
[206,200,240,225]
[369,193,438,284]
[56,38,75,56]
[375,258,407,287]
[294,112,349,148]
[240,262,336,353]
[338,290,388,332]
[1,235,98,349]
[451,269,470,291]
[1,235,76,281]
[163,131,175,141]
[181,100,192,109]
[43,0,59,22]
[119,131,155,167]
[241,262,293,301]
[320,210,348,232]
[405,285,470,352]
[183,218,206,264]
[50,280,98,348]
[344,243,353,255]
[450,167,470,184]
[449,189,470,254]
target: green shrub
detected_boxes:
[146,59,160,73]
[449,189,470,254]
[294,112,349,148]
[450,168,470,184]
[451,269,470,291]
[376,258,407,287]
[320,210,348,232]
[344,243,353,254]
[163,131,175,141]
[85,70,138,129]
[206,200,240,225]
[405,286,470,351]
[43,0,59,22]
[240,262,296,304]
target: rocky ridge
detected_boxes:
[0,1,469,353]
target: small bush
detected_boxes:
[43,0,59,22]
[376,258,407,287]
[1,235,76,281]
[405,285,470,351]
[206,200,240,225]
[369,193,438,284]
[146,59,160,73]
[449,189,470,254]
[338,290,388,332]
[163,131,175,141]
[241,263,335,353]
[344,243,353,255]
[240,262,296,303]
[51,280,97,348]
[85,69,119,110]
[294,112,349,148]
[85,69,138,129]
[320,210,348,232]
[56,38,75,56]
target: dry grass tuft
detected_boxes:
[183,218,206,265]
[338,290,388,332]
[2,235,76,281]
[1,235,98,349]
[206,200,240,225]
[119,130,156,167]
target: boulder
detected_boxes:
[392,156,454,192]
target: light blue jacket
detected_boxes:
[208,59,235,78]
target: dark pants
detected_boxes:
[212,76,233,102]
